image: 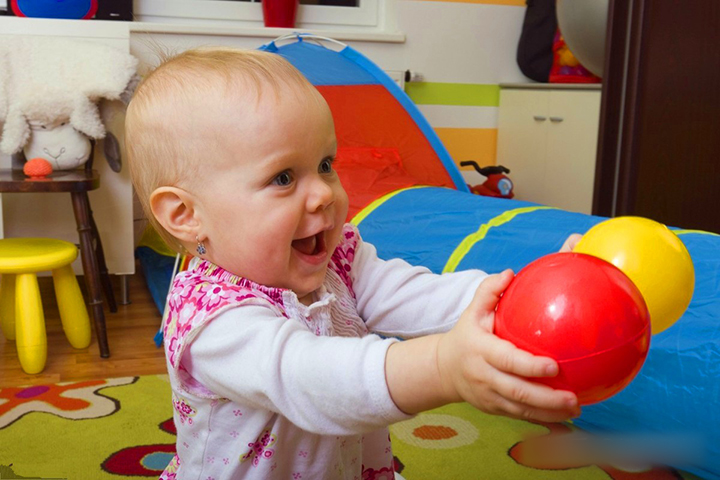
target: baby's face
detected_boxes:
[197,85,348,303]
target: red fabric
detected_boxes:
[317,85,456,211]
[334,147,419,221]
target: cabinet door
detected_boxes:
[544,90,601,214]
[496,89,550,205]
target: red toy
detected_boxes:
[23,158,53,179]
[494,252,651,405]
[460,161,514,199]
[549,30,602,84]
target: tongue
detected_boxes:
[292,235,317,255]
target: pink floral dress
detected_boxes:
[160,224,397,480]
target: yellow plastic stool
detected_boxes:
[0,238,91,374]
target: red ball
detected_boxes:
[494,252,651,405]
[23,157,53,178]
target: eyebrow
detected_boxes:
[260,154,294,174]
[262,141,337,170]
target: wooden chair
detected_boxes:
[0,141,117,357]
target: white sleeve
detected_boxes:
[184,305,412,436]
[351,236,488,338]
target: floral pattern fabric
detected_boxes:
[160,224,395,479]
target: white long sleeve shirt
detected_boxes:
[162,227,486,479]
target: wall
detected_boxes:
[399,0,527,183]
[0,1,530,253]
[129,0,530,189]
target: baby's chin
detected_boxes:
[295,268,332,301]
[297,291,315,306]
[296,284,321,305]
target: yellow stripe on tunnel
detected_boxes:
[443,206,556,273]
[674,229,719,237]
[350,186,429,226]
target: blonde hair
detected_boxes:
[126,47,318,253]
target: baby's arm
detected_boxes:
[353,232,582,337]
[352,238,487,338]
[184,307,411,435]
[385,270,581,423]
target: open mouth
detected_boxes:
[291,231,327,257]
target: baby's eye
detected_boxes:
[273,171,293,186]
[319,157,335,174]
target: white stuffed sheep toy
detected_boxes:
[0,36,138,171]
[24,118,92,171]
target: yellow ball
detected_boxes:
[574,216,695,334]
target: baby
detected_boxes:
[126,47,580,479]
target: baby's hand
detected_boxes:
[436,270,580,423]
[560,234,582,252]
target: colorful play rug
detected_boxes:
[0,375,700,480]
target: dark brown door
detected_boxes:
[594,0,720,233]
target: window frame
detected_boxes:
[133,0,379,28]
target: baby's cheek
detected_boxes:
[336,184,350,213]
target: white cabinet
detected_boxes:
[496,85,602,214]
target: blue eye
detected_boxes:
[273,171,293,186]
[319,157,334,174]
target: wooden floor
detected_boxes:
[0,262,168,388]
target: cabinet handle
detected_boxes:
[533,115,547,121]
[549,116,564,122]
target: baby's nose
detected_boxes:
[307,178,335,211]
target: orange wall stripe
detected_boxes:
[435,128,498,168]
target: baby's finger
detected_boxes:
[468,269,514,313]
[492,371,578,412]
[490,392,581,423]
[560,233,582,252]
[485,336,560,378]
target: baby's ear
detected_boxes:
[150,187,200,243]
